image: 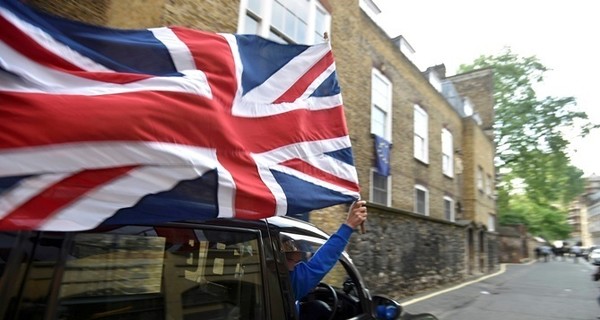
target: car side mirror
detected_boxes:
[372,295,439,320]
[372,295,401,320]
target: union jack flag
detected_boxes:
[0,0,360,231]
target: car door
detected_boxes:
[0,222,287,320]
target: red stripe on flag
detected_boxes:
[0,166,137,230]
[218,153,277,219]
[273,51,334,104]
[281,159,360,192]
[231,106,349,152]
[0,91,218,149]
[281,158,360,192]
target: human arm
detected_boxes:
[290,201,367,299]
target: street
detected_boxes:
[400,258,600,320]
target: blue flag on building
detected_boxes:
[374,135,391,176]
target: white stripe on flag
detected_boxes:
[150,27,197,72]
[38,166,209,231]
[0,40,212,97]
[241,43,331,103]
[0,142,219,176]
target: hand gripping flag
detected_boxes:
[0,0,360,231]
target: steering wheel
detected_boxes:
[314,282,339,320]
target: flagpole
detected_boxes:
[324,30,363,233]
[358,198,366,234]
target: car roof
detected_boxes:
[165,216,331,240]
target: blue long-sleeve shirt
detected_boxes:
[289,223,353,299]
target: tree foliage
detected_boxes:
[458,48,591,240]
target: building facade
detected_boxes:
[28,0,498,299]
[584,175,600,245]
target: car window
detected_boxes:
[0,232,19,278]
[8,225,267,320]
[278,232,365,319]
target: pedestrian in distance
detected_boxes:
[534,246,541,261]
[571,243,582,263]
[540,245,552,262]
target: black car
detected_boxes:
[0,216,436,320]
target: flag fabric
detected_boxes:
[0,0,360,231]
[374,135,391,177]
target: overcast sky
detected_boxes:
[372,0,599,176]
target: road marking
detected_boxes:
[401,261,534,306]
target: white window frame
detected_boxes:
[414,184,429,216]
[428,71,442,92]
[237,0,331,45]
[369,168,391,206]
[463,97,474,116]
[444,196,455,222]
[359,0,381,21]
[441,128,453,178]
[488,213,496,232]
[370,68,392,141]
[414,104,428,163]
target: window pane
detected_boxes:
[17,233,64,319]
[247,0,262,13]
[444,199,452,220]
[416,189,426,214]
[414,135,424,159]
[20,227,268,320]
[371,106,386,137]
[314,7,328,40]
[244,14,260,34]
[0,232,18,279]
[372,172,388,205]
[269,29,289,44]
[271,2,285,31]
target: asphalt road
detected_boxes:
[399,257,600,320]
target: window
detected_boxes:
[238,0,331,45]
[278,232,368,318]
[463,97,474,116]
[370,68,392,140]
[441,128,453,177]
[428,72,442,92]
[477,166,484,192]
[414,104,428,163]
[488,213,496,231]
[370,169,391,206]
[11,226,266,320]
[444,196,455,222]
[359,0,381,20]
[486,174,493,196]
[415,185,429,216]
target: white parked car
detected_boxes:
[588,248,600,265]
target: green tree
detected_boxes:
[458,48,592,239]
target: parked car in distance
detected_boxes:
[588,248,600,265]
[583,246,599,261]
[0,216,438,320]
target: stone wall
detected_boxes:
[497,225,531,263]
[345,204,469,300]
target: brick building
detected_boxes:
[28,0,498,299]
